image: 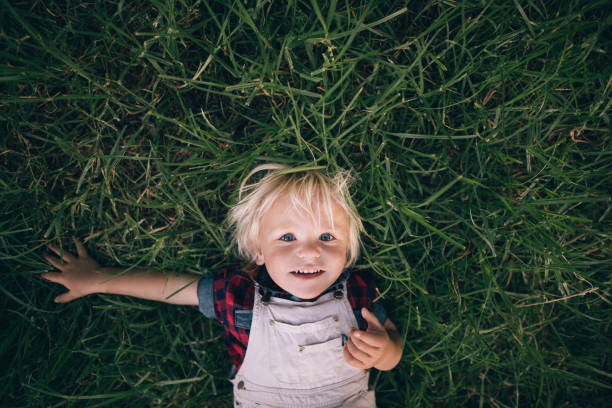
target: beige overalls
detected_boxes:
[231,282,376,407]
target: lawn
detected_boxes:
[1,0,610,406]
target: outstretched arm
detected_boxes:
[343,307,403,371]
[42,237,199,305]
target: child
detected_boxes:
[42,163,403,407]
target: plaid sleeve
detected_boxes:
[211,264,254,371]
[197,274,216,319]
[195,265,255,328]
[346,269,388,330]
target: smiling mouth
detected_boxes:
[290,269,324,277]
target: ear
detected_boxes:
[255,250,265,265]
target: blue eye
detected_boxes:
[320,233,334,241]
[280,233,295,242]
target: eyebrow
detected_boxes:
[266,224,342,235]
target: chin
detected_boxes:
[293,288,325,300]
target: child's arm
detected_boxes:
[42,237,199,305]
[343,307,403,371]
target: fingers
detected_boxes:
[47,244,76,263]
[54,292,75,303]
[344,309,392,369]
[72,236,89,258]
[45,238,88,269]
[343,337,379,369]
[344,342,367,369]
[344,328,386,369]
[346,335,375,361]
[41,272,63,283]
[350,330,380,354]
[41,274,75,302]
[43,252,67,270]
[361,307,384,330]
[353,329,386,348]
[42,238,90,304]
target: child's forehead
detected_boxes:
[262,200,349,236]
[259,193,350,232]
[266,191,342,216]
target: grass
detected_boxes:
[1,0,610,406]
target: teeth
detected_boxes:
[293,269,321,274]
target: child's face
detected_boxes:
[256,193,349,300]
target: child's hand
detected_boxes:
[344,307,402,370]
[41,237,102,303]
[42,237,200,305]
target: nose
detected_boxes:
[297,240,320,259]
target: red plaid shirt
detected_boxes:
[197,264,387,371]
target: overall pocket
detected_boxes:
[270,334,346,386]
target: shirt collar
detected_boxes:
[254,266,349,302]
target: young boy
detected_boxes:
[42,164,403,407]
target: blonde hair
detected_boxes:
[227,163,363,267]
